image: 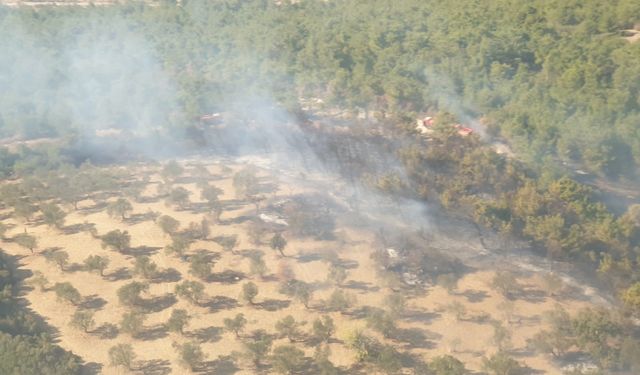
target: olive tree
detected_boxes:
[117,281,149,307]
[107,198,133,220]
[109,344,136,370]
[429,355,466,375]
[223,313,247,338]
[29,270,49,292]
[120,311,145,337]
[69,309,95,333]
[270,233,287,257]
[161,161,184,182]
[326,289,355,312]
[249,252,268,279]
[48,250,69,271]
[175,341,205,371]
[53,282,82,305]
[243,330,272,368]
[167,187,191,210]
[217,235,238,254]
[101,230,131,253]
[189,251,212,280]
[275,315,303,342]
[272,345,305,374]
[83,255,109,277]
[491,271,520,299]
[241,282,259,305]
[482,352,522,375]
[157,215,180,236]
[165,234,192,258]
[14,233,37,253]
[40,203,66,229]
[175,280,205,305]
[327,263,347,286]
[312,315,334,343]
[201,185,223,209]
[166,308,190,335]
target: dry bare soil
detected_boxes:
[2,157,597,374]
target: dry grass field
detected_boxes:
[1,157,600,374]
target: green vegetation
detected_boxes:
[109,343,136,371]
[223,313,247,338]
[0,1,638,373]
[0,252,81,374]
[166,308,190,335]
[83,255,109,277]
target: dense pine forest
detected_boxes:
[1,0,640,373]
[1,0,640,176]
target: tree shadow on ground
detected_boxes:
[82,362,103,375]
[393,327,438,349]
[138,324,168,341]
[152,268,182,283]
[80,295,107,310]
[209,270,245,284]
[203,295,238,312]
[107,267,132,281]
[141,294,177,313]
[218,215,253,226]
[257,299,290,311]
[125,246,162,257]
[61,222,94,235]
[296,252,323,263]
[124,213,153,225]
[198,355,239,374]
[79,201,108,215]
[137,359,171,375]
[404,309,441,324]
[343,280,380,292]
[515,286,547,303]
[459,289,489,303]
[187,326,223,343]
[93,323,118,339]
[65,262,85,273]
